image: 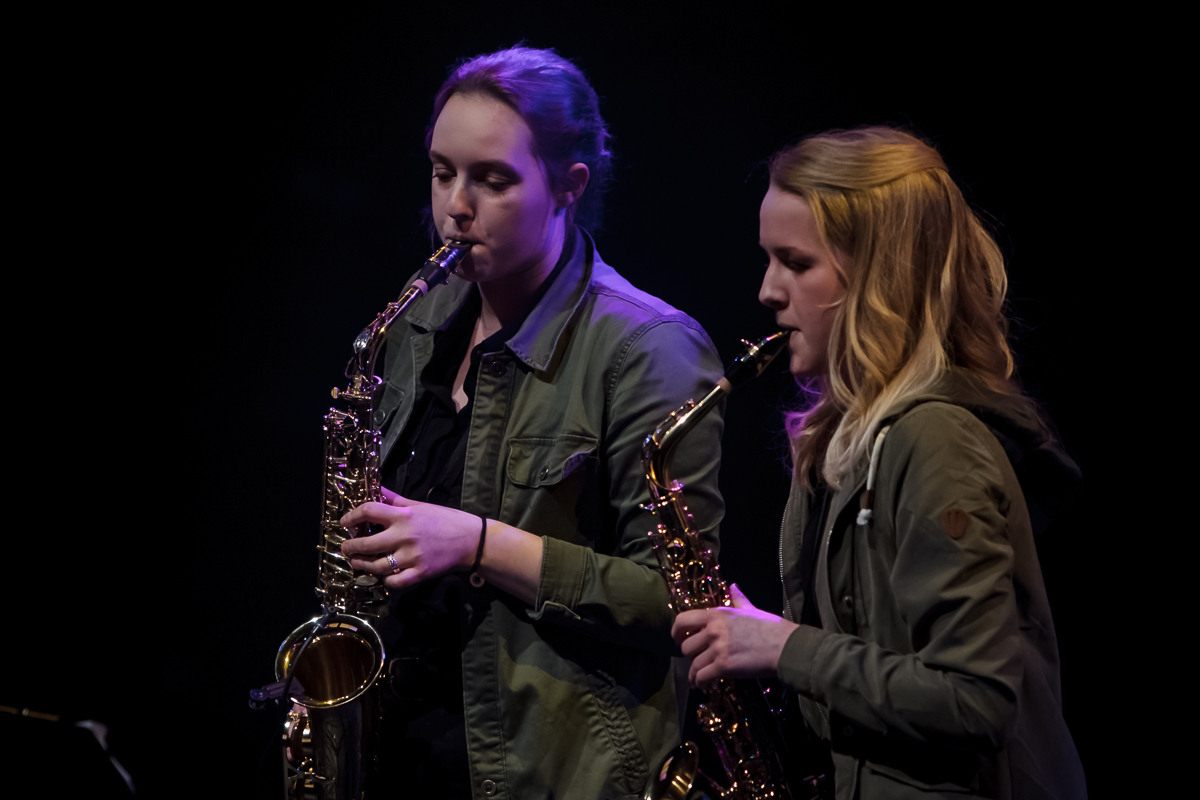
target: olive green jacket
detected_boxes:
[777,374,1086,799]
[375,232,724,799]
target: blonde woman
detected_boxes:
[673,128,1086,799]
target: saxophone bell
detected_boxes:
[275,613,386,708]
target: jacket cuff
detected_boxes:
[776,624,828,696]
[526,535,584,622]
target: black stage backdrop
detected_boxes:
[8,7,1125,798]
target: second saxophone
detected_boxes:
[641,332,824,800]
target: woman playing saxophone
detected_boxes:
[336,46,725,799]
[672,128,1087,799]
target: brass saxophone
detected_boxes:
[274,241,470,799]
[641,332,822,800]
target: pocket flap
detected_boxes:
[507,435,599,488]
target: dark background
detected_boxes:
[7,7,1122,797]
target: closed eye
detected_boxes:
[762,256,814,274]
[481,176,513,192]
[762,245,818,274]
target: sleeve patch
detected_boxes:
[941,508,968,540]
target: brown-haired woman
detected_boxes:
[338,47,725,799]
[673,127,1086,799]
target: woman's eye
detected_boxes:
[432,171,453,183]
[786,260,813,273]
[483,178,512,192]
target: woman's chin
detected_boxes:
[455,255,486,283]
[788,353,826,381]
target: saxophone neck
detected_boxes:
[643,332,788,493]
[642,383,729,495]
[346,240,472,387]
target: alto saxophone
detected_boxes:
[641,332,821,800]
[274,241,470,799]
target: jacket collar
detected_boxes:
[404,228,594,373]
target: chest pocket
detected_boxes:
[503,434,602,547]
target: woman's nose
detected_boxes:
[758,263,786,310]
[446,180,473,221]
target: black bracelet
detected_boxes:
[469,515,487,588]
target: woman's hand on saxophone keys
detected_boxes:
[672,584,800,688]
[339,489,481,590]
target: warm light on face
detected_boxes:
[428,93,563,289]
[757,186,846,380]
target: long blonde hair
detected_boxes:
[774,127,1016,488]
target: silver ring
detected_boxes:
[386,554,399,574]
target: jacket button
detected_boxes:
[539,466,549,480]
[843,724,854,737]
[481,779,497,796]
[842,595,854,609]
[490,360,506,377]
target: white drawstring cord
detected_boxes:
[856,425,891,526]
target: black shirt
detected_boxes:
[374,240,573,795]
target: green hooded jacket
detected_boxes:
[777,372,1086,799]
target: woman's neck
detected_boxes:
[477,221,569,329]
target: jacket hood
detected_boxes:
[880,370,1082,536]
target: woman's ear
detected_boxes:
[557,163,590,209]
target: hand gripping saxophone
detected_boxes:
[274,241,470,799]
[641,332,824,800]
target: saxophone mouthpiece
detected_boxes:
[722,331,788,391]
[414,240,471,292]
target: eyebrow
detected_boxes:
[760,244,819,261]
[428,151,518,175]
